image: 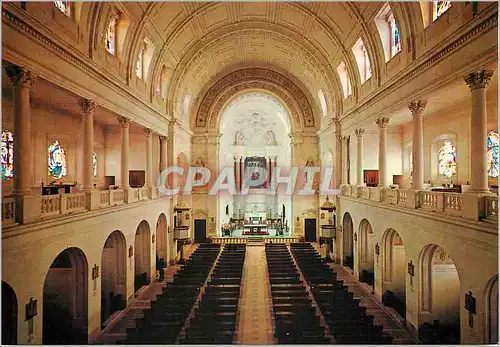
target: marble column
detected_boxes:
[79,99,96,191]
[144,128,153,187]
[355,128,365,186]
[159,136,168,171]
[464,70,494,193]
[408,100,427,190]
[376,117,390,187]
[341,136,349,185]
[5,66,36,195]
[334,120,343,188]
[118,116,130,189]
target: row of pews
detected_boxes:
[265,243,331,344]
[119,244,221,344]
[290,243,393,344]
[180,244,246,344]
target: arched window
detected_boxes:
[155,66,169,100]
[487,131,499,178]
[48,140,67,179]
[433,1,451,21]
[337,61,352,98]
[54,1,71,17]
[374,3,401,62]
[352,37,372,83]
[438,140,457,178]
[318,90,327,119]
[135,43,146,79]
[1,131,14,180]
[387,12,401,58]
[105,17,118,56]
[93,152,97,177]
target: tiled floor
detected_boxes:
[234,245,275,344]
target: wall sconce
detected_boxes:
[407,261,415,276]
[91,264,99,280]
[152,234,155,244]
[375,243,380,255]
[128,245,134,258]
[353,232,357,242]
[25,297,38,321]
[465,291,476,314]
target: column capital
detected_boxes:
[143,128,153,137]
[408,100,427,115]
[78,99,96,114]
[340,135,349,143]
[375,117,390,129]
[5,65,36,88]
[159,135,169,142]
[464,70,494,90]
[354,128,365,137]
[118,116,131,128]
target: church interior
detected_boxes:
[1,1,498,345]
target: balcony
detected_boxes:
[2,186,163,227]
[340,185,498,223]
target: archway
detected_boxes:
[419,244,460,343]
[101,231,127,328]
[381,229,406,319]
[358,219,375,286]
[43,247,88,344]
[156,213,168,270]
[2,281,17,345]
[342,212,354,270]
[486,275,498,344]
[134,220,151,293]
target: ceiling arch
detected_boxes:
[194,68,315,133]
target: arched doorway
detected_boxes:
[43,247,88,344]
[156,213,168,265]
[358,219,375,286]
[2,281,17,345]
[101,231,127,328]
[419,244,460,343]
[381,229,406,319]
[342,212,354,270]
[134,220,151,293]
[486,275,498,344]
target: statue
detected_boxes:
[234,130,244,145]
[265,130,277,145]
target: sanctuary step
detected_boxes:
[290,243,394,344]
[265,243,331,344]
[117,244,221,344]
[180,244,246,344]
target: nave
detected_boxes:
[101,242,413,344]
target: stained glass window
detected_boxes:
[1,131,14,180]
[387,12,401,58]
[54,1,70,16]
[136,45,145,79]
[487,131,499,178]
[438,140,457,178]
[93,152,97,177]
[105,17,117,55]
[433,1,451,20]
[48,140,67,179]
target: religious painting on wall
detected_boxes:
[487,131,499,178]
[438,140,457,178]
[244,156,267,189]
[1,130,14,180]
[48,140,67,179]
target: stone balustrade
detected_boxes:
[340,185,497,222]
[2,197,16,224]
[3,186,166,226]
[211,237,299,244]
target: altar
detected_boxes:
[243,223,268,235]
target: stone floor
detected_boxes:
[234,245,275,344]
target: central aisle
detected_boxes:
[235,245,275,344]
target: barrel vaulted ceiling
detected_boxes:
[122,2,420,126]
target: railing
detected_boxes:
[139,187,149,200]
[111,189,125,205]
[486,195,498,221]
[64,192,86,214]
[444,193,463,216]
[338,184,498,223]
[210,237,300,244]
[41,195,61,218]
[100,190,110,207]
[2,197,16,224]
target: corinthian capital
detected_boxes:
[159,135,169,142]
[78,99,96,114]
[355,128,365,137]
[143,128,153,137]
[5,65,36,88]
[375,117,390,129]
[117,116,131,128]
[408,100,427,115]
[340,135,349,143]
[464,70,494,90]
